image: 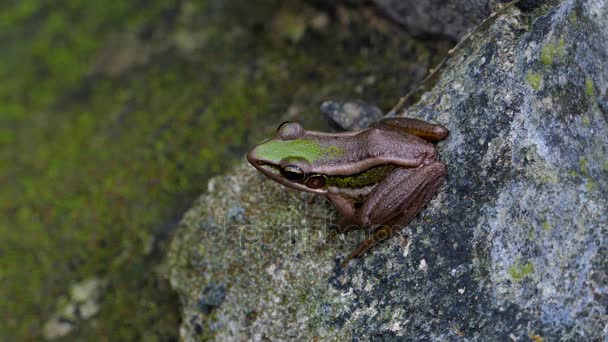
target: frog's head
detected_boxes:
[247,122,329,194]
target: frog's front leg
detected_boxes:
[325,193,360,240]
[341,161,446,266]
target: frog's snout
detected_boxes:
[246,147,260,166]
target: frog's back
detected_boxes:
[306,127,437,175]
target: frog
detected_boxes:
[247,116,448,266]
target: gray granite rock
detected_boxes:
[321,100,385,131]
[167,0,608,340]
[372,0,492,40]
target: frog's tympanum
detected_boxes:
[247,117,448,266]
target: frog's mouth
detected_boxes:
[246,151,328,195]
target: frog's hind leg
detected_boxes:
[374,117,448,142]
[339,217,403,267]
[341,162,446,267]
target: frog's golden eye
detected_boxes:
[277,121,292,132]
[305,174,326,189]
[281,165,306,182]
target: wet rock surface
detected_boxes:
[167,0,608,340]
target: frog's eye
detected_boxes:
[277,121,292,132]
[276,122,304,140]
[305,174,326,189]
[281,165,306,182]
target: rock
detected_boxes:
[42,277,106,340]
[307,0,495,40]
[167,0,608,340]
[42,318,74,341]
[320,100,385,131]
[372,0,491,40]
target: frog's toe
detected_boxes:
[340,225,394,267]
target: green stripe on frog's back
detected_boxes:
[255,139,345,163]
[327,165,394,188]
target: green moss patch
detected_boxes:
[540,43,555,65]
[585,77,595,96]
[527,72,542,90]
[508,261,535,282]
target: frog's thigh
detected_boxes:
[375,117,448,142]
[341,162,445,266]
[359,162,446,229]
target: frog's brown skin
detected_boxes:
[247,117,448,266]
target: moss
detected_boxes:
[273,7,309,43]
[585,77,595,96]
[580,157,589,175]
[508,261,535,282]
[568,11,578,25]
[585,178,598,192]
[540,43,555,65]
[530,333,544,342]
[527,72,542,90]
[540,172,558,184]
[581,115,591,126]
[542,221,552,231]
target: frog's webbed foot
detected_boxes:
[340,222,402,268]
[341,162,446,267]
[373,117,448,142]
[326,216,359,242]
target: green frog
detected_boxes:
[247,117,448,266]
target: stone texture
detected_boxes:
[372,0,491,40]
[309,0,495,40]
[167,0,608,340]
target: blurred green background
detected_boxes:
[0,0,445,340]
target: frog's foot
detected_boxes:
[326,217,359,243]
[340,224,402,267]
[341,162,446,267]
